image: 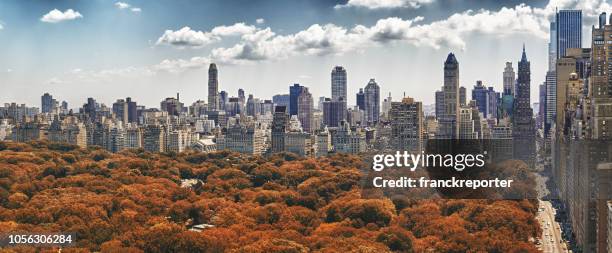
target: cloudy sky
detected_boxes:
[0,0,609,109]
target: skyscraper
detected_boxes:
[556,10,582,58]
[459,86,466,106]
[545,71,557,136]
[548,21,557,71]
[503,62,515,96]
[289,83,304,116]
[389,96,423,153]
[590,13,612,140]
[41,93,53,113]
[271,106,289,153]
[297,87,314,133]
[112,99,129,124]
[331,66,347,102]
[322,98,346,128]
[126,97,137,123]
[364,79,380,126]
[512,45,535,167]
[356,88,365,110]
[208,63,219,111]
[438,53,459,139]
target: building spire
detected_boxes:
[521,43,527,62]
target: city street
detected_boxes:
[536,200,568,253]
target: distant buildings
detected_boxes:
[512,45,535,167]
[389,97,423,153]
[363,79,380,126]
[208,63,220,111]
[437,53,460,139]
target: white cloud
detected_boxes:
[156,23,257,48]
[335,0,434,10]
[40,9,83,23]
[115,2,130,9]
[209,0,611,62]
[6,69,12,73]
[131,7,142,12]
[0,23,3,30]
[256,18,265,24]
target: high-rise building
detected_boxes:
[126,97,137,123]
[389,97,423,153]
[590,14,612,140]
[435,90,444,119]
[41,93,57,114]
[289,84,304,116]
[548,21,557,71]
[226,97,242,117]
[271,106,289,153]
[208,63,219,111]
[556,56,577,135]
[112,99,129,124]
[272,94,290,108]
[246,94,262,117]
[503,62,515,96]
[538,83,546,130]
[512,45,536,167]
[356,88,365,111]
[438,53,459,139]
[364,79,380,126]
[160,95,184,116]
[331,66,347,102]
[459,86,466,106]
[545,71,557,136]
[556,10,582,58]
[297,87,314,133]
[322,98,346,128]
[381,93,392,121]
[143,124,166,153]
[219,90,228,111]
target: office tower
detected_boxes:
[297,87,314,133]
[591,13,612,140]
[438,53,459,139]
[389,97,423,153]
[219,90,228,111]
[112,99,129,124]
[82,98,99,122]
[272,94,290,108]
[289,84,304,116]
[356,88,365,110]
[459,86,466,106]
[381,93,392,121]
[364,79,380,126]
[143,124,166,152]
[512,45,535,167]
[226,97,242,117]
[60,101,68,115]
[556,56,577,135]
[208,63,219,111]
[472,81,488,117]
[260,100,274,115]
[331,66,347,102]
[538,83,546,130]
[126,97,137,123]
[556,10,582,58]
[160,95,184,116]
[271,106,289,153]
[435,90,444,119]
[322,98,346,128]
[503,62,515,96]
[41,93,56,114]
[547,22,557,71]
[238,88,245,105]
[545,71,557,136]
[246,94,262,117]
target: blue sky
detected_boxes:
[0,0,609,108]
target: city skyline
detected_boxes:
[0,0,610,108]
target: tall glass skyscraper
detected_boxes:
[331,66,347,102]
[289,83,304,116]
[556,10,582,59]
